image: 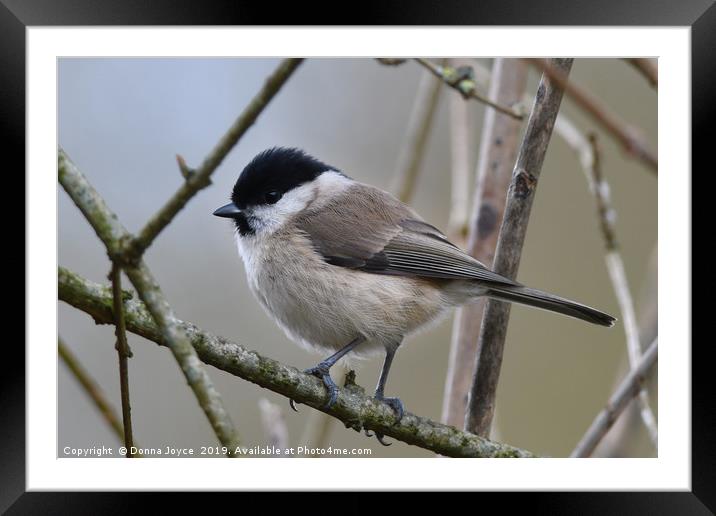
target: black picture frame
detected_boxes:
[6,0,707,511]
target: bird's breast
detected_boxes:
[235,230,450,354]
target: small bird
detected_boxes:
[214,147,615,443]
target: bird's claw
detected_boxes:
[375,433,392,446]
[363,395,405,446]
[288,363,339,412]
[289,398,299,412]
[375,394,405,422]
[363,427,390,445]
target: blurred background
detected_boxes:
[58,58,657,458]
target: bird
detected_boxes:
[213,147,615,444]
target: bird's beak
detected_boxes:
[213,202,242,218]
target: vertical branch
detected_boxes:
[445,59,473,246]
[465,58,574,436]
[441,58,528,428]
[587,134,658,447]
[109,263,136,457]
[58,337,126,444]
[391,62,444,202]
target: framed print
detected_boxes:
[7,0,708,510]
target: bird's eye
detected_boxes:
[264,190,282,204]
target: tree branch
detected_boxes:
[442,58,528,429]
[414,58,526,120]
[624,58,658,88]
[526,59,657,175]
[59,266,536,458]
[58,336,126,445]
[593,246,658,457]
[390,62,444,202]
[465,58,574,437]
[109,263,136,457]
[571,338,658,457]
[127,58,304,258]
[587,133,658,447]
[58,148,241,455]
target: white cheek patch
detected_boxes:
[249,183,316,233]
[247,170,352,235]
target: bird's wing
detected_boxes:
[294,183,517,286]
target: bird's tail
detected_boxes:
[485,285,616,327]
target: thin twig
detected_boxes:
[414,58,526,120]
[59,148,241,455]
[390,62,444,202]
[571,338,658,457]
[624,58,658,88]
[258,399,289,455]
[127,58,304,258]
[376,57,492,90]
[587,133,658,447]
[442,58,528,428]
[59,266,536,459]
[445,58,473,245]
[557,115,658,455]
[109,263,136,457]
[526,59,657,174]
[465,58,574,437]
[553,111,594,173]
[58,337,126,444]
[593,245,658,457]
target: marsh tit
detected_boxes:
[214,147,615,439]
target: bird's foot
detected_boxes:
[289,363,339,412]
[374,394,405,421]
[366,394,405,446]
